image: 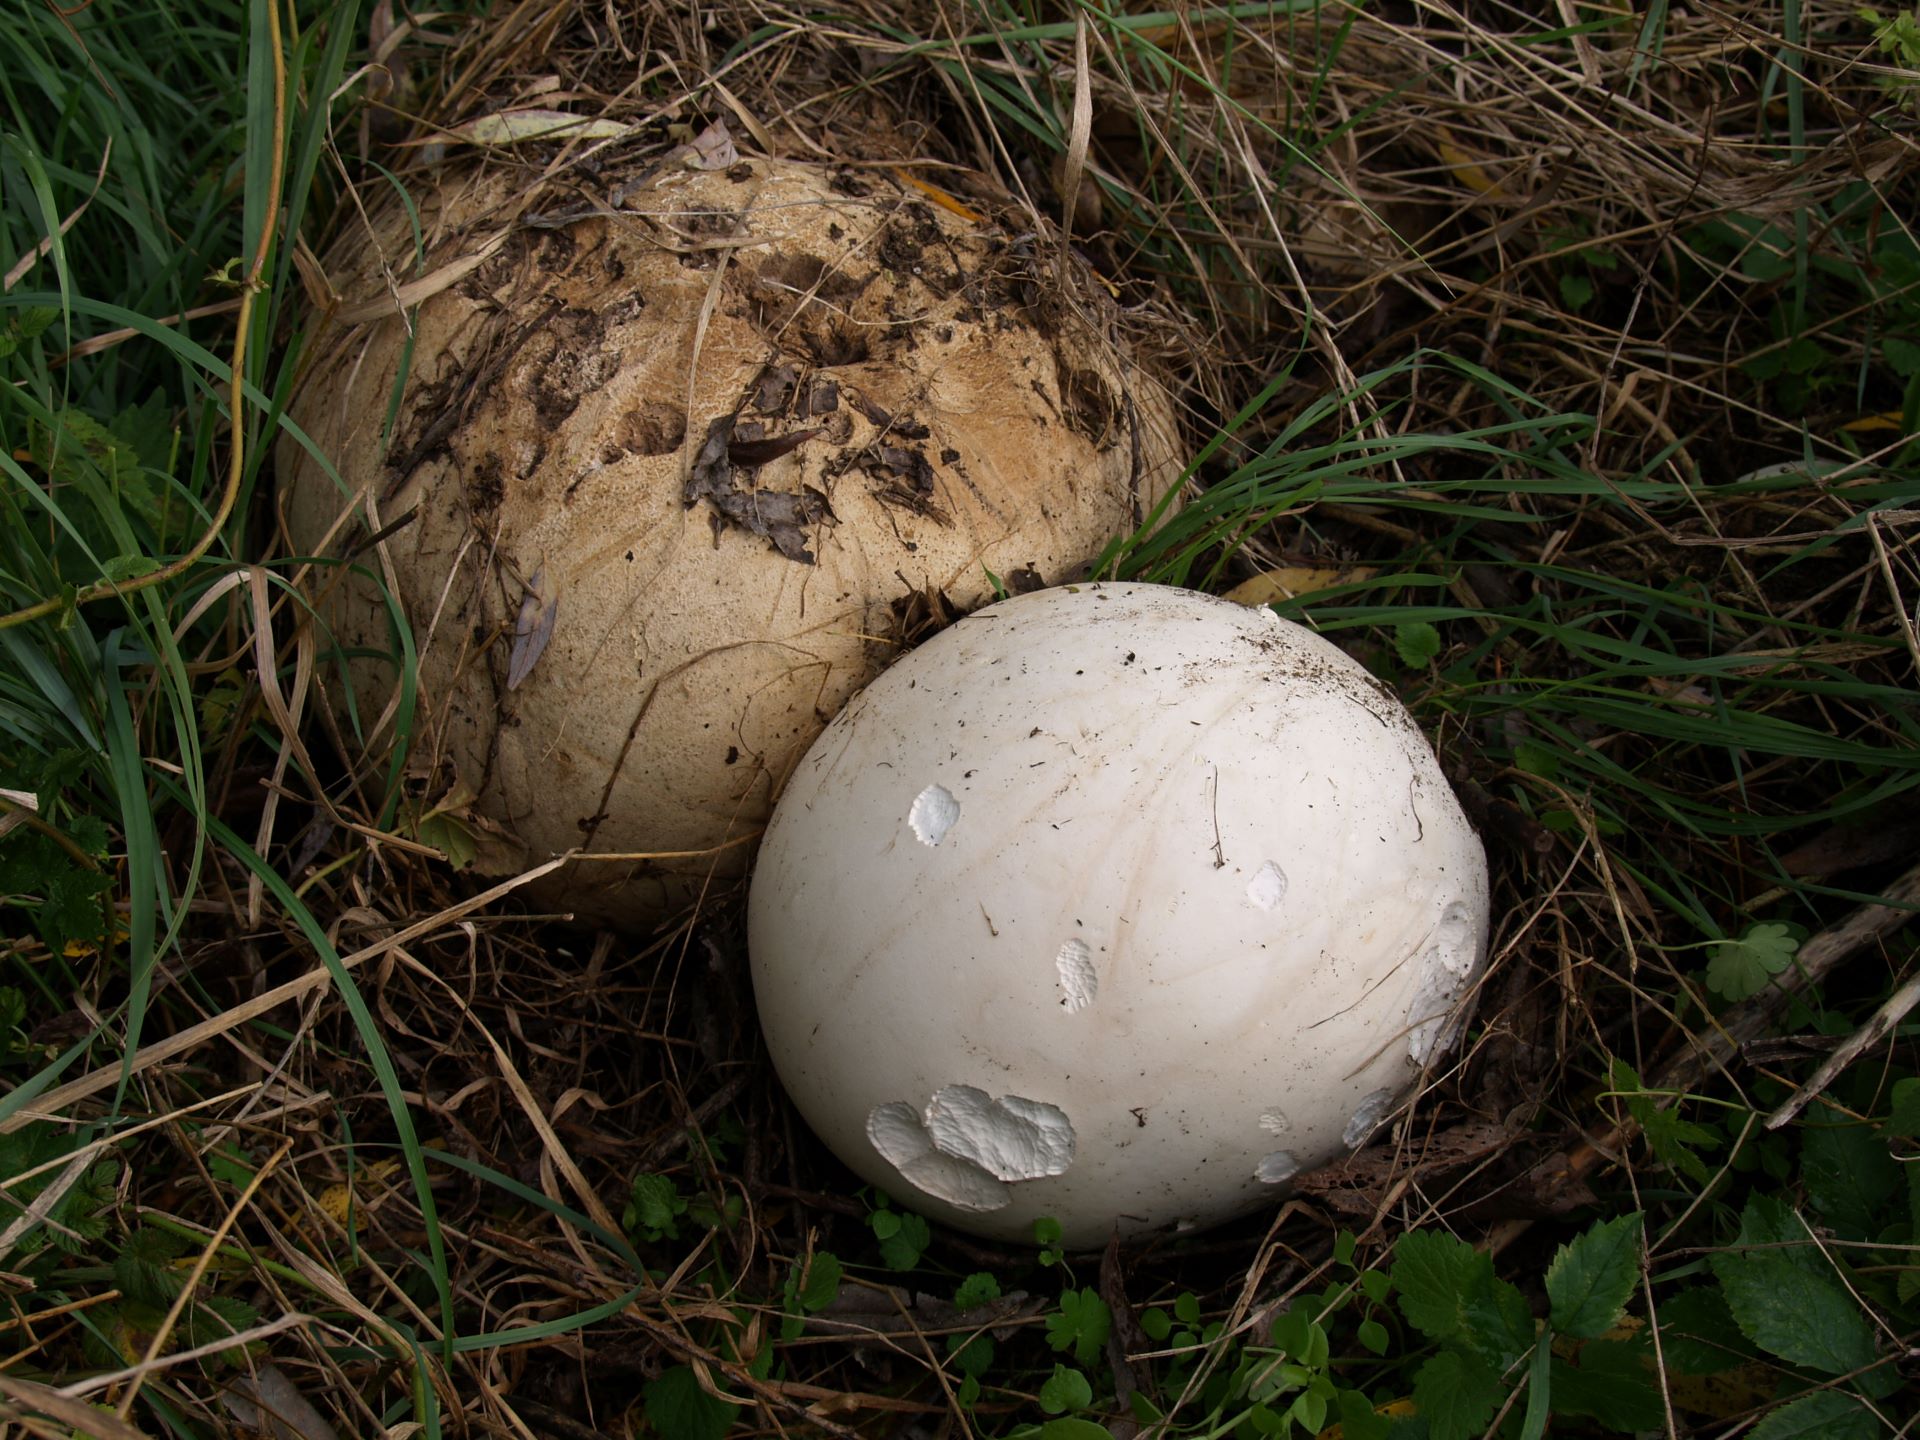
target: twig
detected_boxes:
[1765,970,1920,1129]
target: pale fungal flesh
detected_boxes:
[866,1087,1076,1212]
[1054,939,1098,1012]
[1255,1152,1300,1185]
[749,583,1491,1245]
[1245,860,1289,911]
[909,784,961,848]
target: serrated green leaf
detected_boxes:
[1710,1248,1876,1375]
[1887,1077,1920,1137]
[1047,1288,1112,1366]
[1748,1390,1881,1440]
[954,1272,1001,1310]
[1411,1348,1503,1440]
[1656,1286,1758,1374]
[39,865,112,955]
[1393,1229,1490,1342]
[1547,1212,1643,1339]
[1039,1364,1094,1414]
[949,1330,994,1378]
[1393,622,1442,667]
[1559,272,1595,312]
[1549,1339,1664,1430]
[643,1365,732,1440]
[1801,1109,1901,1239]
[797,1251,841,1312]
[1705,923,1799,1001]
[624,1173,684,1242]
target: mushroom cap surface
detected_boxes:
[748,582,1489,1245]
[281,160,1181,925]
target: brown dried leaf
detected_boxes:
[684,414,833,562]
[661,119,739,171]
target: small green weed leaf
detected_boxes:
[1885,337,1920,377]
[796,1251,841,1312]
[1038,1364,1094,1414]
[1512,740,1561,778]
[68,815,109,858]
[1548,1340,1664,1431]
[1656,1286,1758,1374]
[1801,1108,1901,1238]
[1559,272,1595,312]
[1289,1386,1330,1433]
[1047,1288,1112,1366]
[643,1365,732,1440]
[1357,1318,1389,1354]
[947,1331,994,1378]
[1706,923,1798,1000]
[1411,1348,1503,1440]
[1748,1389,1881,1440]
[1357,1268,1390,1304]
[113,1225,188,1307]
[40,866,113,955]
[1546,1211,1643,1339]
[187,1293,262,1366]
[1038,1420,1113,1440]
[877,1210,929,1270]
[1034,1216,1063,1247]
[1173,1291,1200,1325]
[1334,1230,1357,1267]
[1393,622,1442,667]
[1139,1306,1171,1341]
[1710,1248,1876,1375]
[1887,1077,1920,1137]
[411,805,478,871]
[624,1173,685,1241]
[1333,1388,1394,1440]
[0,307,58,361]
[954,1272,1001,1310]
[869,1208,900,1239]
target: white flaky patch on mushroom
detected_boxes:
[1254,1151,1299,1185]
[866,1102,1010,1212]
[1055,938,1097,1012]
[909,784,960,847]
[1259,1109,1291,1137]
[925,1085,1076,1180]
[1405,899,1483,1063]
[1342,1088,1398,1149]
[1245,860,1288,911]
[866,1087,1076,1211]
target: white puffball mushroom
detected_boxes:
[748,582,1490,1246]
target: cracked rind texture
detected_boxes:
[749,582,1490,1245]
[279,161,1182,925]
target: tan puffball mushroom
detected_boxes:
[281,156,1184,925]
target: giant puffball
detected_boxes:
[748,583,1489,1246]
[281,157,1182,924]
